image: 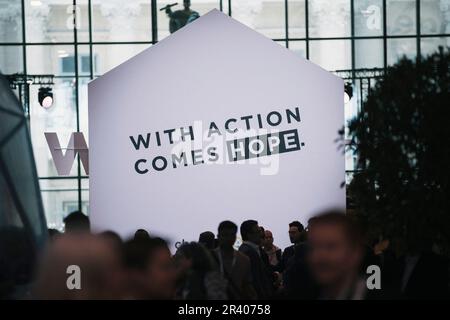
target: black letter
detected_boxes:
[152,156,168,171]
[130,133,151,150]
[225,118,238,133]
[240,115,253,130]
[208,122,222,137]
[267,111,282,126]
[163,129,176,144]
[172,152,188,168]
[191,149,204,165]
[135,159,149,174]
[207,146,219,162]
[180,126,194,141]
[286,107,301,124]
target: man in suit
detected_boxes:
[239,220,274,299]
[281,221,306,271]
[213,221,256,299]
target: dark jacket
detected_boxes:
[400,251,449,299]
[239,243,273,299]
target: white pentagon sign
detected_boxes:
[88,9,345,248]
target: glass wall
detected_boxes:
[0,0,449,230]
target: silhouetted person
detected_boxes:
[134,229,151,241]
[239,220,273,299]
[123,237,176,299]
[100,230,123,256]
[281,221,305,271]
[174,242,227,300]
[259,227,280,289]
[213,221,256,299]
[258,226,271,268]
[399,238,449,299]
[199,231,216,250]
[262,229,282,271]
[282,236,317,299]
[63,211,90,234]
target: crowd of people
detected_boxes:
[2,209,449,300]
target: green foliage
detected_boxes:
[348,47,450,254]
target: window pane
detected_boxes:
[40,179,80,230]
[92,0,152,42]
[387,0,416,35]
[232,0,285,39]
[81,178,89,215]
[309,40,352,71]
[355,39,384,68]
[93,44,149,75]
[421,0,449,35]
[77,45,93,76]
[79,78,89,141]
[30,78,79,177]
[158,1,221,41]
[421,37,450,58]
[309,0,351,38]
[0,46,23,74]
[27,45,75,76]
[77,0,91,42]
[288,0,306,39]
[0,0,22,42]
[354,0,383,36]
[387,38,416,65]
[25,0,74,42]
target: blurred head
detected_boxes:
[123,237,175,299]
[33,234,123,299]
[263,230,274,248]
[307,211,363,289]
[184,0,191,9]
[134,229,150,241]
[217,221,238,249]
[240,220,261,245]
[198,231,215,250]
[63,211,90,234]
[174,242,214,279]
[259,226,266,243]
[99,231,123,254]
[288,221,304,244]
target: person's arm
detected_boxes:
[242,258,258,300]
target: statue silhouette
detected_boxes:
[164,1,200,33]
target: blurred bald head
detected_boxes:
[34,234,123,299]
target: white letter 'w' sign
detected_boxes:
[45,132,89,175]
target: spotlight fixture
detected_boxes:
[344,83,353,104]
[38,87,54,109]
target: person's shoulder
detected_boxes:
[236,250,251,263]
[239,244,257,257]
[238,243,250,253]
[172,10,187,17]
[283,245,294,253]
